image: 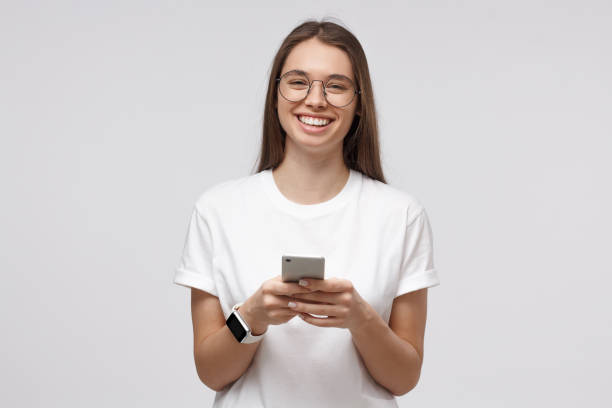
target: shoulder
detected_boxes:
[192,172,258,216]
[360,172,427,225]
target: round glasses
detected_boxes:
[276,70,361,108]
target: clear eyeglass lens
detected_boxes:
[279,73,355,107]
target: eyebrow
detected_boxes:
[285,69,354,82]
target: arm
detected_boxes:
[349,288,428,396]
[191,288,267,392]
[191,277,309,391]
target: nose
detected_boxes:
[304,80,327,109]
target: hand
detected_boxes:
[289,277,375,332]
[239,275,314,335]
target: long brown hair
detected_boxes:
[252,18,386,184]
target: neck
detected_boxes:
[271,160,350,205]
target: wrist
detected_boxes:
[349,302,380,336]
[238,306,268,335]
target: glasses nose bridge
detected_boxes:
[305,79,329,107]
[307,79,327,96]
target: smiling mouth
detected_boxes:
[295,114,334,127]
[294,115,334,134]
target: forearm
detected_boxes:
[349,307,422,396]
[194,311,265,392]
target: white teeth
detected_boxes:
[298,115,330,126]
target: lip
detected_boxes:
[295,114,334,134]
[295,113,334,120]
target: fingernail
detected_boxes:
[298,279,308,286]
[288,301,297,308]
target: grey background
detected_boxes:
[1,1,610,407]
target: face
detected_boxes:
[276,37,359,153]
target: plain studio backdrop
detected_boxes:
[1,1,610,407]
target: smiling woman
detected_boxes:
[274,36,361,156]
[173,18,440,408]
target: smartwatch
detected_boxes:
[226,302,265,344]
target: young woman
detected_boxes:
[174,19,440,407]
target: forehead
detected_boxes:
[281,37,354,81]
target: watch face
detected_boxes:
[227,313,247,342]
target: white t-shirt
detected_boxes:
[173,168,440,408]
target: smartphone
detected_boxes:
[281,254,325,283]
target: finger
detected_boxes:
[273,294,307,309]
[290,302,340,317]
[291,291,341,304]
[291,297,331,306]
[269,280,313,296]
[299,313,342,327]
[274,295,325,310]
[272,309,300,318]
[298,277,352,293]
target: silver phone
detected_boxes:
[281,254,325,283]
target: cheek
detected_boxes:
[340,114,356,132]
[276,107,294,135]
[277,107,290,126]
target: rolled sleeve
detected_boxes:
[173,206,218,296]
[395,207,440,298]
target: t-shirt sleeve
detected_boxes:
[395,207,440,298]
[173,206,218,296]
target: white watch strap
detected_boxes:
[232,302,265,343]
